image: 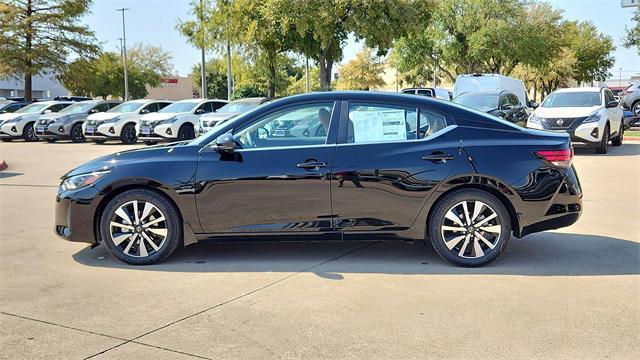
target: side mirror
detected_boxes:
[43,109,52,114]
[528,101,539,109]
[89,108,99,114]
[195,108,205,114]
[607,100,619,108]
[213,133,235,152]
[140,108,150,114]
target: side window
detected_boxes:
[605,90,614,103]
[234,102,334,149]
[418,108,448,139]
[50,104,69,112]
[416,89,433,97]
[197,102,213,114]
[142,103,159,113]
[211,101,226,112]
[347,103,418,144]
[500,95,510,108]
[509,94,521,106]
[3,104,19,113]
[94,103,109,112]
[107,102,120,110]
[158,102,171,110]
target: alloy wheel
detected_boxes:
[109,200,168,258]
[634,102,640,116]
[71,125,85,143]
[440,201,501,259]
[25,126,37,141]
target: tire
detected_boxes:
[92,140,106,144]
[595,124,609,154]
[633,101,640,116]
[120,123,138,144]
[22,123,38,142]
[611,120,624,146]
[70,123,86,143]
[177,124,195,141]
[144,141,158,146]
[100,189,182,265]
[428,189,512,267]
[46,138,56,143]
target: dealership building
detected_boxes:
[0,73,68,99]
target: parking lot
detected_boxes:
[0,140,638,359]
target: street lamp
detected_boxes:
[116,8,129,101]
[199,0,207,98]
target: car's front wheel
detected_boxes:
[120,123,138,145]
[177,124,195,141]
[428,189,512,267]
[595,124,609,154]
[100,189,182,265]
[70,123,85,143]
[22,123,38,142]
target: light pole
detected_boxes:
[305,56,310,93]
[432,50,440,88]
[116,8,129,101]
[199,0,207,98]
[619,67,623,88]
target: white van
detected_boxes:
[454,74,530,107]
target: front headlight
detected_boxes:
[528,113,541,124]
[61,170,110,191]
[583,112,601,123]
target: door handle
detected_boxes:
[422,153,454,163]
[296,161,328,170]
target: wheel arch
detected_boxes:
[423,177,522,238]
[92,181,196,246]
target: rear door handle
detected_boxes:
[296,161,328,170]
[422,153,454,162]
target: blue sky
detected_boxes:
[83,0,638,78]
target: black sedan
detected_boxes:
[55,91,582,267]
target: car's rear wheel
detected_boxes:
[177,124,195,141]
[70,123,85,143]
[120,123,137,144]
[633,101,640,116]
[611,120,624,146]
[428,189,511,267]
[100,189,182,265]
[595,124,609,154]
[22,123,38,142]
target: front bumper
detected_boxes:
[527,119,601,145]
[35,122,72,139]
[84,123,119,140]
[0,123,21,138]
[138,123,177,142]
[55,185,101,244]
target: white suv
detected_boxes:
[83,99,172,144]
[0,101,72,142]
[527,87,624,154]
[137,98,227,144]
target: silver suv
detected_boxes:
[35,100,121,143]
[621,81,640,116]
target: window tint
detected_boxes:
[197,102,213,113]
[94,103,110,112]
[418,108,448,139]
[50,103,70,112]
[605,90,614,102]
[500,95,510,107]
[210,101,226,112]
[158,102,171,110]
[142,103,159,113]
[107,102,121,109]
[508,94,520,106]
[234,103,334,149]
[347,103,418,144]
[3,104,20,113]
[416,89,433,97]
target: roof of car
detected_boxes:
[554,87,602,93]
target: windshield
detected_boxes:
[15,103,49,114]
[159,102,198,113]
[108,102,145,113]
[217,102,258,113]
[542,92,601,107]
[59,102,96,114]
[453,93,498,111]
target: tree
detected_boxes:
[232,84,267,99]
[59,45,174,100]
[0,0,99,99]
[624,8,639,55]
[336,48,385,90]
[278,0,432,90]
[565,21,615,85]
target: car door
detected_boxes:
[331,101,461,236]
[195,101,340,236]
[604,89,621,133]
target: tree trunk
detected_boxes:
[24,0,33,100]
[266,50,276,98]
[318,52,333,91]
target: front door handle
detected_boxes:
[422,153,454,163]
[296,161,328,170]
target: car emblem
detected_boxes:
[556,119,564,126]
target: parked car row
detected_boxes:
[0,97,270,145]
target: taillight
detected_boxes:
[535,148,573,168]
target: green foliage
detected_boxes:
[624,9,639,55]
[0,0,100,99]
[232,84,267,100]
[336,48,385,90]
[59,44,174,100]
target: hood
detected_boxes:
[62,142,197,179]
[140,112,184,122]
[87,112,122,121]
[39,112,68,121]
[534,106,600,118]
[200,112,239,122]
[0,112,24,122]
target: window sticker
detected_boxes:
[351,109,407,142]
